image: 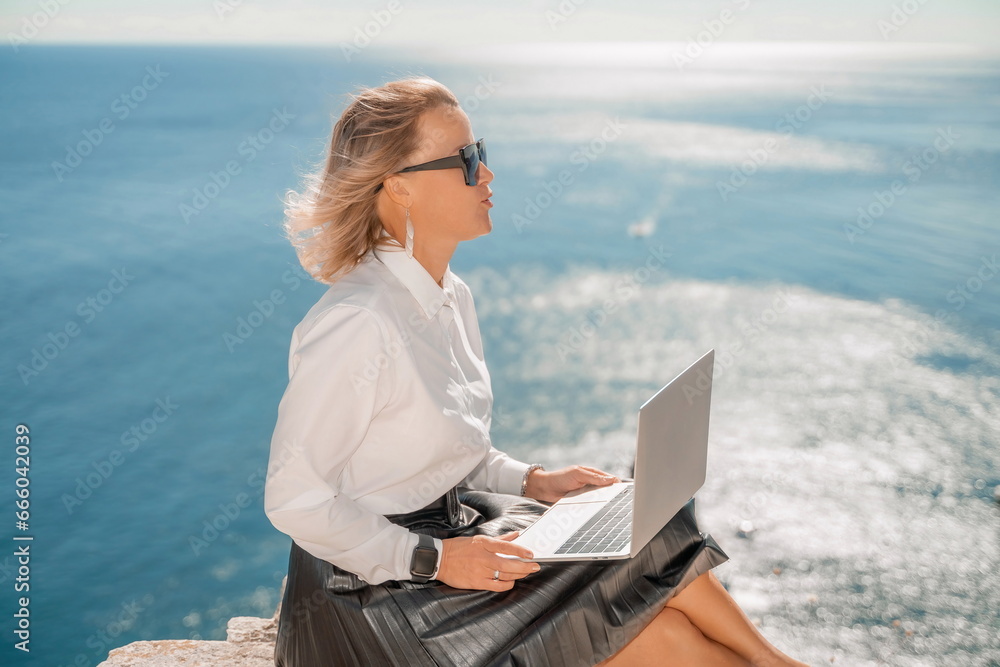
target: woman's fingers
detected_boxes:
[481,532,540,579]
[495,560,541,579]
[485,577,515,591]
[487,534,534,560]
[488,559,541,584]
[489,536,541,578]
[477,563,516,591]
[440,532,544,591]
[577,465,619,482]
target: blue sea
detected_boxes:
[1,42,998,666]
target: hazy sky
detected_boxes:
[2,0,998,47]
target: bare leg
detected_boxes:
[596,606,750,666]
[665,571,809,666]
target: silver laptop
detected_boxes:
[498,349,714,563]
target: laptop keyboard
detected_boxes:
[554,486,633,555]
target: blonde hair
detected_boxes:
[281,76,461,285]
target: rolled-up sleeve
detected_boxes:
[461,446,533,496]
[264,304,427,585]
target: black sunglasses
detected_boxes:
[379,139,487,191]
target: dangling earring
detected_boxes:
[404,208,415,259]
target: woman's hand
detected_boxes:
[524,465,621,504]
[436,532,540,591]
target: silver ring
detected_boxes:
[492,569,500,581]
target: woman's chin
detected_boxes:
[475,212,493,236]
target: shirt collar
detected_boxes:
[372,230,457,320]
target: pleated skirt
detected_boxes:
[273,486,729,667]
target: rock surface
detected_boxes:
[97,577,284,667]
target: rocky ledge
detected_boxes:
[97,577,285,667]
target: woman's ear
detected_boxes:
[381,174,412,209]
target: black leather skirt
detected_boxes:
[274,486,728,667]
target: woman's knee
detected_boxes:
[594,608,698,666]
[654,607,702,646]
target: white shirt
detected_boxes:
[264,235,534,585]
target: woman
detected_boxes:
[264,76,808,666]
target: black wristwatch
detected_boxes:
[409,533,438,583]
